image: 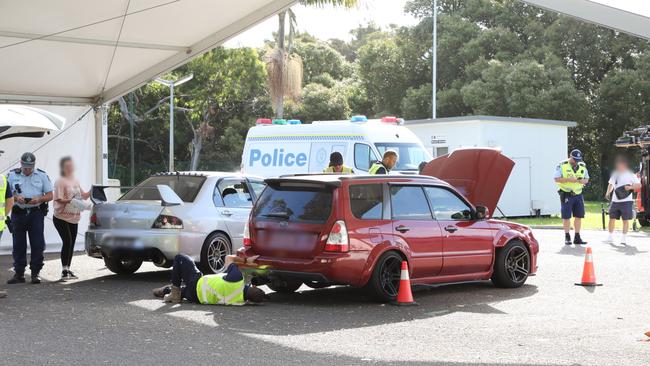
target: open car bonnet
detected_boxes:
[421,148,514,217]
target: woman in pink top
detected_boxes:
[53,157,90,280]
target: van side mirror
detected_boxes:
[474,205,489,220]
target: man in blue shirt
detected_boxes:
[6,153,53,284]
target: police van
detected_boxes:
[241,116,432,177]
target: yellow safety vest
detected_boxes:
[0,175,6,232]
[556,161,587,195]
[196,273,246,306]
[323,165,354,174]
[368,162,388,175]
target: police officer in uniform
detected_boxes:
[369,150,399,175]
[554,149,589,246]
[0,172,15,298]
[6,153,53,284]
[323,152,354,174]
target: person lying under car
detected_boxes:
[153,254,265,305]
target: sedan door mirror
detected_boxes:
[474,205,489,220]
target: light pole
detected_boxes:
[432,0,437,119]
[155,73,193,172]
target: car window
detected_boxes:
[253,184,333,223]
[120,175,205,202]
[215,179,253,208]
[424,186,472,220]
[354,143,378,171]
[249,181,266,198]
[390,185,433,220]
[349,184,383,220]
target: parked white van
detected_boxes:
[241,116,432,177]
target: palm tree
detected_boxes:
[266,0,359,119]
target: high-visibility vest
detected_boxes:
[196,273,246,306]
[556,161,587,195]
[323,165,354,174]
[0,175,6,232]
[368,162,388,175]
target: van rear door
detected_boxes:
[250,180,336,259]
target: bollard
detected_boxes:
[601,203,606,230]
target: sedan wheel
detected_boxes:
[200,233,232,274]
[492,240,530,288]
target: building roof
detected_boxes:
[405,115,577,128]
[0,0,295,106]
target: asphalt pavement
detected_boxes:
[0,228,648,366]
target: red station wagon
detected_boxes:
[239,148,539,301]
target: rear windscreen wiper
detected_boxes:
[262,212,291,219]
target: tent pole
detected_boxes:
[94,104,108,185]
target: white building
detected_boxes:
[406,116,577,217]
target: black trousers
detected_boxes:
[170,254,202,303]
[53,216,78,267]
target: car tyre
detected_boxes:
[491,240,530,288]
[200,232,232,274]
[103,255,143,275]
[268,280,303,294]
[365,251,403,302]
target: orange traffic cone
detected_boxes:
[393,261,417,306]
[575,247,602,287]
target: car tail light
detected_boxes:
[324,220,349,252]
[243,219,252,247]
[152,215,183,229]
[90,213,100,227]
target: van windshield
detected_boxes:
[253,184,333,223]
[375,143,431,171]
[120,175,206,202]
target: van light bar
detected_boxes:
[350,115,368,122]
[256,118,272,125]
[381,116,404,125]
[272,119,287,125]
[287,119,302,125]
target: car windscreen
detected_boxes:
[375,142,431,171]
[120,176,206,202]
[253,183,333,223]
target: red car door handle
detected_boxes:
[444,225,458,233]
[395,225,410,233]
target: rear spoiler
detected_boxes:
[90,184,184,206]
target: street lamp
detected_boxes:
[155,73,193,172]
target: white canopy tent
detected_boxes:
[0,0,296,186]
[522,0,650,41]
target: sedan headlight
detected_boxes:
[152,215,183,229]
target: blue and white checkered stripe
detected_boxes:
[247,134,364,142]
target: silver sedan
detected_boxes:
[85,172,265,274]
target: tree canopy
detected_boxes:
[108,0,650,199]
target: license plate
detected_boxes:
[105,237,143,249]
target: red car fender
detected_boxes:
[358,240,411,287]
[493,229,528,248]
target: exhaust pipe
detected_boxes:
[151,251,170,268]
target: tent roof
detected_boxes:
[522,0,650,40]
[0,0,295,106]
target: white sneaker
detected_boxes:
[603,234,613,243]
[620,235,627,246]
